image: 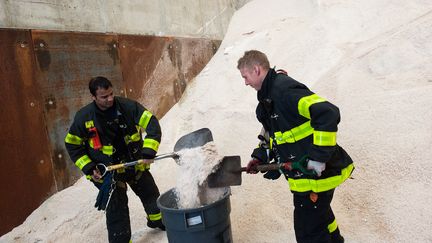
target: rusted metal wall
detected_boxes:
[0,28,220,235]
[118,35,220,118]
[0,29,55,236]
[31,31,125,190]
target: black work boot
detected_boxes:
[147,219,166,231]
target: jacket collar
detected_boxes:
[92,97,119,117]
[258,68,276,101]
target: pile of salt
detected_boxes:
[174,142,228,209]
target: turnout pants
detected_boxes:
[293,189,344,243]
[106,170,161,243]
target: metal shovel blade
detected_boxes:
[173,128,213,152]
[207,156,242,188]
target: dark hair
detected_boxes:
[89,76,113,96]
[237,50,270,70]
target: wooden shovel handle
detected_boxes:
[106,159,144,171]
[241,162,293,172]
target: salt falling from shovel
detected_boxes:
[174,142,228,209]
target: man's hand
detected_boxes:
[307,160,326,177]
[91,167,102,181]
[246,158,261,174]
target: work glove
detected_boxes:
[246,158,262,174]
[306,159,326,177]
[94,172,113,211]
[251,147,268,164]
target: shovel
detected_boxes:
[97,128,213,177]
[207,156,311,188]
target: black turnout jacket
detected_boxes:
[65,96,161,176]
[252,69,354,193]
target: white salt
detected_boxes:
[174,142,228,209]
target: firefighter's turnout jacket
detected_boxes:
[252,69,354,193]
[65,96,161,176]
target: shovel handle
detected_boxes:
[97,160,143,177]
[106,160,142,171]
[97,152,179,177]
[241,162,293,172]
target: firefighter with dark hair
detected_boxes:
[237,50,354,243]
[65,76,164,243]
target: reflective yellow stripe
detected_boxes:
[143,138,159,151]
[135,163,151,171]
[328,219,338,233]
[274,121,314,145]
[85,120,94,128]
[65,133,83,145]
[298,94,326,119]
[288,163,354,193]
[88,140,112,154]
[124,132,141,144]
[274,131,294,143]
[130,132,141,142]
[101,145,114,155]
[314,131,337,146]
[139,110,152,129]
[148,212,162,221]
[75,155,92,170]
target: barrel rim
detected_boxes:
[157,187,231,213]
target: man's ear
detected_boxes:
[254,65,260,76]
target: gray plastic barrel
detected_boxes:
[157,188,232,243]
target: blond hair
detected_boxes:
[237,50,270,70]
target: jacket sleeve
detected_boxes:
[64,116,96,175]
[297,92,340,162]
[133,102,162,159]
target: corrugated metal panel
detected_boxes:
[0,29,55,236]
[118,35,220,118]
[31,30,125,190]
